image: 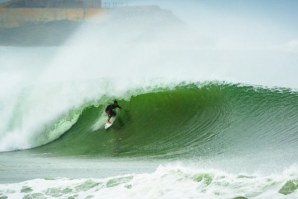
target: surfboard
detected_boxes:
[105,116,116,129]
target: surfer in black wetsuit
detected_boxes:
[105,100,122,123]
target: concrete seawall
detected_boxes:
[0,8,106,28]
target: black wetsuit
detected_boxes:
[105,104,121,117]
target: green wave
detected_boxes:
[34,83,298,159]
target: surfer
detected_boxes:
[105,100,122,123]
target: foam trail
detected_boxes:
[91,111,107,131]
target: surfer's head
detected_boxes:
[113,100,118,104]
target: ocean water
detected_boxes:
[1,4,298,199]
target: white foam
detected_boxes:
[0,165,297,199]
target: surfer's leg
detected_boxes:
[107,111,115,123]
[107,115,111,123]
[107,111,112,123]
[111,110,116,117]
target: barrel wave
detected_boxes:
[35,83,298,161]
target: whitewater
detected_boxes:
[1,3,298,199]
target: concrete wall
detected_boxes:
[0,0,102,8]
[0,8,106,28]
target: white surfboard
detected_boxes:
[105,116,116,129]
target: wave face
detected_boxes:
[33,83,298,161]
